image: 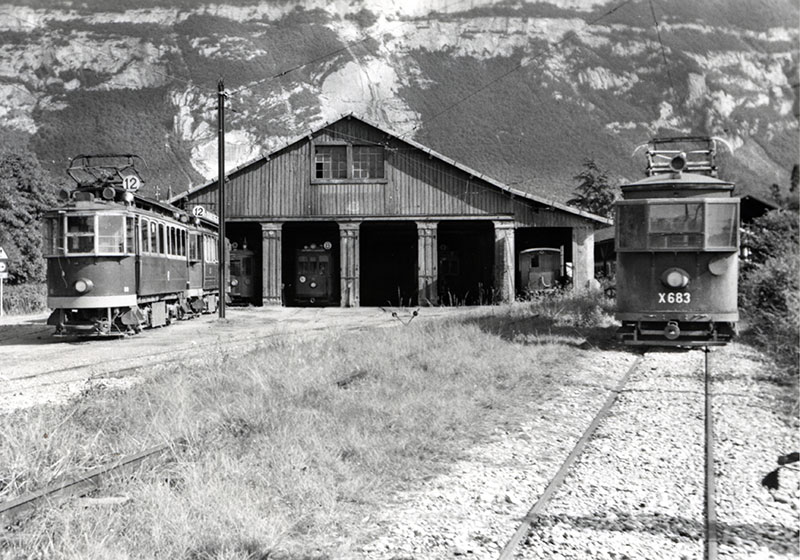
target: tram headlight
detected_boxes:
[670,153,687,172]
[661,268,690,289]
[310,282,317,288]
[298,275,306,283]
[74,278,94,293]
[230,278,239,287]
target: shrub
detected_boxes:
[2,282,48,315]
[740,208,800,371]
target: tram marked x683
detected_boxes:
[615,137,739,346]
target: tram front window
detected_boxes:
[706,202,738,249]
[98,215,125,253]
[66,216,95,254]
[648,203,703,249]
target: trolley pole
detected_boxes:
[217,78,226,319]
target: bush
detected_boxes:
[740,208,800,371]
[2,282,48,315]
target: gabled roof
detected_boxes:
[171,113,612,225]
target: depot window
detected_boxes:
[313,143,385,180]
[616,200,738,251]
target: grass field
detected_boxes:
[0,295,623,558]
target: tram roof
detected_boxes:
[622,172,734,190]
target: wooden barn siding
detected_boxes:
[184,120,591,228]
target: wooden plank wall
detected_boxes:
[184,118,591,229]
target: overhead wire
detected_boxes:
[225,0,480,100]
[647,0,677,106]
[395,0,637,140]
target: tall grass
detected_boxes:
[0,302,620,558]
[1,282,47,315]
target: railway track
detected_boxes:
[498,347,720,560]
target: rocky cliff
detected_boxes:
[0,0,797,201]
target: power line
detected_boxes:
[396,0,636,140]
[648,0,676,105]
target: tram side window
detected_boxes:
[149,221,158,253]
[706,203,738,249]
[159,223,166,255]
[204,235,217,263]
[616,204,646,250]
[189,233,200,261]
[98,215,125,253]
[172,227,178,256]
[648,203,703,249]
[141,219,150,253]
[66,216,94,254]
[126,217,135,253]
[42,216,63,255]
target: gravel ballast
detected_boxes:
[356,344,798,559]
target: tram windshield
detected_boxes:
[616,200,738,251]
[45,213,135,255]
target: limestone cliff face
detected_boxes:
[0,0,796,199]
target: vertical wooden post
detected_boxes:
[260,222,282,305]
[416,221,438,306]
[338,222,360,307]
[571,225,596,292]
[493,221,515,304]
[217,78,227,318]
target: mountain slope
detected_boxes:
[0,0,796,202]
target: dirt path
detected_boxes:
[0,306,484,412]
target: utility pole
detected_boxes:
[217,78,226,319]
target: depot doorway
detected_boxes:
[360,222,417,307]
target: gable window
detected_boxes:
[352,146,383,178]
[313,143,385,180]
[315,146,347,179]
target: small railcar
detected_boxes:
[519,247,563,293]
[43,155,220,336]
[229,244,257,305]
[295,241,335,305]
[615,137,739,346]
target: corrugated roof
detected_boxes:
[170,113,612,225]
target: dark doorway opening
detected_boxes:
[514,227,571,296]
[438,221,494,305]
[225,222,262,306]
[282,222,340,306]
[360,222,417,307]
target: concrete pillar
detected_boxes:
[416,221,438,306]
[571,225,597,292]
[338,221,360,307]
[260,222,283,305]
[493,221,515,303]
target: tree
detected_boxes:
[0,151,59,283]
[567,159,617,218]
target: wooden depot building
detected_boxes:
[173,114,611,307]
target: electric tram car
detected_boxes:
[43,154,220,336]
[615,137,739,346]
[294,241,335,305]
[229,244,257,305]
